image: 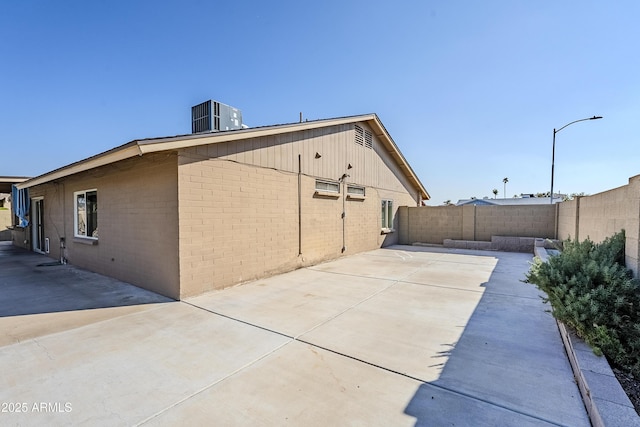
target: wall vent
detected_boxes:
[191,100,243,133]
[364,129,373,149]
[354,124,364,145]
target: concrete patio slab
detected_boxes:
[1,302,291,426]
[401,258,496,289]
[298,281,484,382]
[186,268,392,337]
[0,243,590,426]
[145,340,559,427]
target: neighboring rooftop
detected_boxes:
[456,196,564,206]
[0,177,30,193]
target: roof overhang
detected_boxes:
[16,114,429,200]
[0,176,30,193]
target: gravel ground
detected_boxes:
[613,367,640,415]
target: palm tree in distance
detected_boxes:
[492,189,498,199]
[503,177,509,199]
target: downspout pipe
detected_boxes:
[298,154,302,256]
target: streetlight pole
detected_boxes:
[550,116,602,204]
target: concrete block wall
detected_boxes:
[474,205,556,241]
[557,198,578,240]
[178,155,300,298]
[399,206,463,244]
[177,153,416,298]
[18,154,181,299]
[443,236,538,253]
[558,175,640,277]
[490,236,537,253]
[400,204,557,245]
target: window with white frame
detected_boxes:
[315,180,340,193]
[347,185,365,196]
[75,190,98,239]
[381,199,393,229]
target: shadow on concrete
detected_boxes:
[402,250,590,426]
[0,242,172,317]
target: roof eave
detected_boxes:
[16,114,430,202]
[364,115,430,200]
[16,144,142,189]
[137,115,378,154]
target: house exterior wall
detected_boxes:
[399,204,557,244]
[15,153,181,298]
[177,122,419,297]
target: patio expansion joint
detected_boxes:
[177,267,566,427]
[292,338,568,427]
[0,302,174,350]
[134,335,293,426]
[145,274,416,425]
[178,298,568,427]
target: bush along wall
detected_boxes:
[524,230,640,376]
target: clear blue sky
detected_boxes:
[1,1,638,205]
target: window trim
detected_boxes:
[347,185,366,200]
[315,179,340,193]
[74,189,98,240]
[381,199,394,231]
[314,179,341,198]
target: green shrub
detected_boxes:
[525,230,640,375]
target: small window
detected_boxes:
[347,185,365,196]
[315,180,340,193]
[381,199,393,229]
[354,124,364,146]
[75,189,98,239]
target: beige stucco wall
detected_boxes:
[474,205,556,241]
[557,175,640,276]
[177,121,419,297]
[399,204,557,245]
[557,198,578,240]
[17,153,180,298]
[399,206,464,244]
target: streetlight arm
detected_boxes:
[555,116,603,134]
[550,115,602,205]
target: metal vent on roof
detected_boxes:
[354,124,364,145]
[191,100,243,133]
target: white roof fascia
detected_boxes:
[136,115,375,154]
[16,145,142,189]
[16,114,429,201]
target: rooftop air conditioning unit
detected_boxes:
[191,100,243,133]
